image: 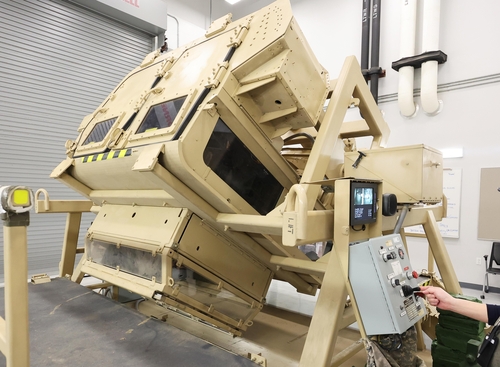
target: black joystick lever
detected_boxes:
[401,285,421,297]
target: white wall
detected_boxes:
[164,0,500,288]
[163,0,207,49]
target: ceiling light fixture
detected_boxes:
[225,0,241,4]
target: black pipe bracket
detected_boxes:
[362,67,386,81]
[392,50,447,72]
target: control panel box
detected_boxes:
[349,234,426,335]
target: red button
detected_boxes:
[412,271,418,279]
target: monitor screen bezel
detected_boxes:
[350,181,379,226]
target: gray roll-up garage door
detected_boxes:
[0,0,154,283]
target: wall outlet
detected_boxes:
[476,257,482,265]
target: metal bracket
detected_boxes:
[206,13,232,38]
[140,49,161,68]
[227,22,250,47]
[205,61,229,89]
[134,87,164,112]
[156,56,175,78]
[31,274,51,284]
[132,143,165,172]
[247,353,267,366]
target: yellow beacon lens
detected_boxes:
[12,189,30,206]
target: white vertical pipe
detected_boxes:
[421,0,442,115]
[398,0,418,118]
[167,14,180,49]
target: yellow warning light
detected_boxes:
[12,189,31,207]
[0,186,34,214]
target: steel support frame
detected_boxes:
[298,179,460,367]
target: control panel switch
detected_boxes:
[383,252,396,262]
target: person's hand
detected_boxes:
[420,286,488,322]
[420,286,456,311]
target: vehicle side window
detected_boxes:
[83,117,117,145]
[136,96,187,134]
[203,118,283,215]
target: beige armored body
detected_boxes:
[43,1,460,365]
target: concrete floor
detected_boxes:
[82,277,498,366]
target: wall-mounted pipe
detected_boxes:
[167,14,180,49]
[361,0,385,104]
[361,0,371,73]
[398,0,418,118]
[421,0,443,115]
[369,0,381,103]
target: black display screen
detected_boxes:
[350,181,378,225]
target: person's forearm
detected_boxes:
[448,298,488,323]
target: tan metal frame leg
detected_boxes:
[415,320,425,351]
[423,210,461,294]
[299,249,349,367]
[3,225,30,367]
[59,212,82,278]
